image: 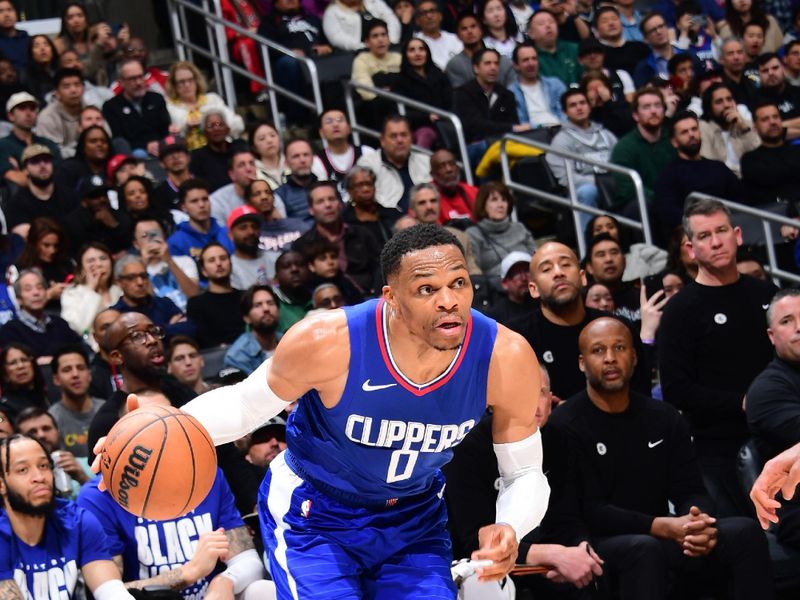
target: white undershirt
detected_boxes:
[519,82,560,127]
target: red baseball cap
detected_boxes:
[107,154,138,182]
[227,205,262,230]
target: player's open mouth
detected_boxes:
[436,321,463,335]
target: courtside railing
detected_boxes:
[499,134,652,257]
[688,192,800,286]
[344,81,474,186]
[167,0,324,124]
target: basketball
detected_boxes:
[100,405,217,520]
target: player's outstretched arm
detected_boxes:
[751,441,800,528]
[0,580,23,600]
[182,311,350,445]
[473,326,550,582]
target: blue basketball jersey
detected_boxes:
[0,499,113,599]
[77,469,243,600]
[285,298,497,506]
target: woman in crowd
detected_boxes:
[392,38,452,149]
[55,125,112,194]
[24,35,58,102]
[480,0,520,57]
[667,225,699,281]
[0,343,49,421]
[119,176,173,235]
[250,121,286,190]
[16,218,75,312]
[584,282,615,312]
[54,3,92,60]
[719,0,783,52]
[467,182,536,281]
[165,61,244,151]
[61,242,121,341]
[323,0,401,52]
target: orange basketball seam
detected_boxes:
[140,418,170,518]
[168,413,198,518]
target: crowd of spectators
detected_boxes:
[2,0,800,598]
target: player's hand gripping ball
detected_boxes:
[100,405,217,519]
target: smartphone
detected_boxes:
[110,23,124,36]
[690,15,707,29]
[144,230,162,242]
[643,274,663,299]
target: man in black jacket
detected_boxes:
[452,48,531,144]
[747,288,800,548]
[550,317,774,600]
[102,58,171,156]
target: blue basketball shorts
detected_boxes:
[257,452,457,599]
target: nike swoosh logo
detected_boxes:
[763,304,770,310]
[648,439,664,449]
[362,379,398,392]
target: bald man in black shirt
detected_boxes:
[550,317,774,600]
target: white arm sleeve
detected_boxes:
[93,579,136,600]
[218,549,265,595]
[493,430,550,542]
[181,360,292,445]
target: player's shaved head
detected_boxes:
[578,317,632,354]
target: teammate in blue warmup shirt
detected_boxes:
[77,467,269,599]
[99,225,551,599]
[0,435,135,599]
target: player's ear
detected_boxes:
[382,284,397,309]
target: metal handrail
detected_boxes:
[344,81,473,186]
[499,134,653,257]
[167,0,324,123]
[687,192,800,286]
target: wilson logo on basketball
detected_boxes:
[117,445,154,509]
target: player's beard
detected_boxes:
[432,341,463,352]
[4,481,56,516]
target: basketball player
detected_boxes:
[99,225,550,598]
[0,435,137,599]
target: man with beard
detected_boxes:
[210,149,258,226]
[741,100,800,205]
[293,181,381,296]
[275,138,318,224]
[17,407,89,493]
[272,250,313,332]
[224,285,281,375]
[487,252,534,326]
[507,241,652,399]
[87,312,196,452]
[0,92,61,187]
[430,148,478,225]
[47,345,104,460]
[5,144,77,238]
[228,205,274,290]
[610,87,676,215]
[110,255,196,340]
[187,243,245,348]
[244,179,307,279]
[698,83,760,178]
[0,435,136,600]
[243,417,287,471]
[547,318,774,600]
[654,111,742,240]
[757,53,800,126]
